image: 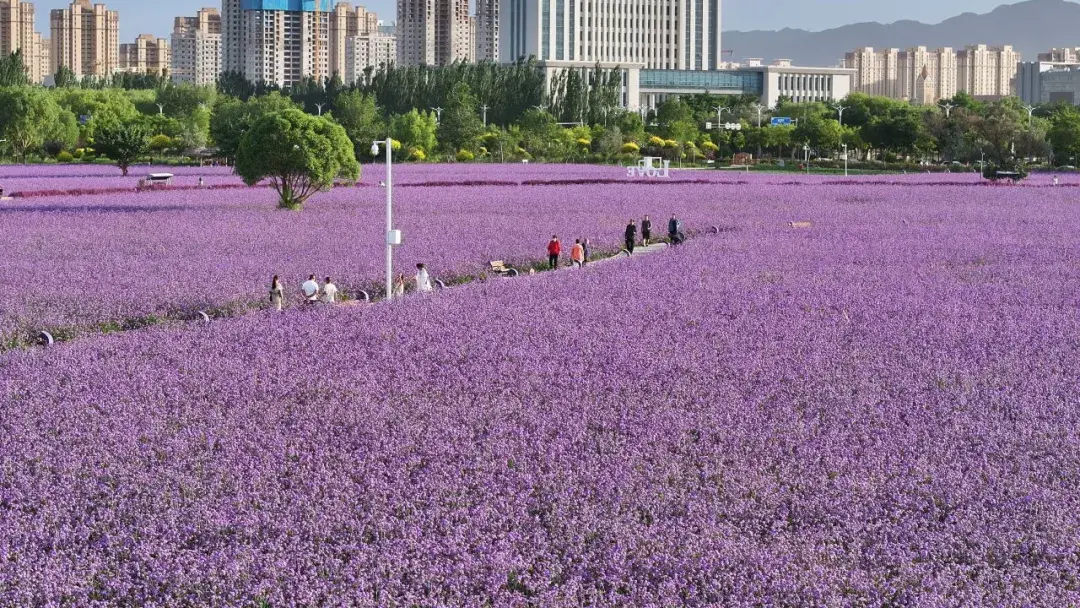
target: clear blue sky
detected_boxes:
[32,0,1021,40]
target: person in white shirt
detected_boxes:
[322,277,339,304]
[415,263,434,293]
[394,273,407,297]
[301,275,320,304]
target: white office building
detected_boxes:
[501,0,723,71]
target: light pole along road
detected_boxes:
[371,138,401,301]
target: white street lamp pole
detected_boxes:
[713,105,730,128]
[940,102,955,119]
[752,103,766,128]
[833,103,849,127]
[430,107,443,123]
[804,143,810,174]
[156,103,164,115]
[372,138,396,301]
[1022,104,1035,126]
[481,104,489,127]
[842,143,848,177]
[315,103,325,116]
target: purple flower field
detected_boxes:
[3,164,1079,346]
[3,198,1080,604]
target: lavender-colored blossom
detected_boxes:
[2,176,1080,604]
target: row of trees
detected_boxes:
[4,46,1080,174]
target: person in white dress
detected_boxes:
[415,264,434,293]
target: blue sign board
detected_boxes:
[771,117,792,126]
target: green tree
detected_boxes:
[92,123,149,175]
[209,92,299,160]
[793,116,841,152]
[438,82,484,153]
[0,87,62,161]
[53,65,77,88]
[235,109,359,210]
[1048,108,1080,165]
[0,50,28,87]
[331,90,384,160]
[655,98,699,143]
[390,109,437,158]
[54,88,139,142]
[149,134,173,161]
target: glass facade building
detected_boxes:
[640,69,763,95]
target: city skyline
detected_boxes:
[25,0,1029,41]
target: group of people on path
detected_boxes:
[625,214,684,253]
[546,214,686,269]
[268,263,435,311]
[547,237,592,269]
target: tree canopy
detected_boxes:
[235,109,359,210]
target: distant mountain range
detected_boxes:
[723,0,1080,66]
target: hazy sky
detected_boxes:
[33,0,1021,40]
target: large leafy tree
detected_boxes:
[331,90,384,160]
[92,123,149,175]
[1048,107,1080,165]
[0,87,62,161]
[390,109,438,158]
[437,82,484,153]
[0,50,28,87]
[209,92,299,160]
[235,109,359,210]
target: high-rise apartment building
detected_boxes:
[957,44,1019,99]
[1039,48,1080,63]
[119,34,169,75]
[344,30,395,83]
[397,0,468,66]
[222,0,330,87]
[0,0,48,83]
[500,0,723,71]
[845,44,1018,103]
[223,1,387,87]
[843,48,901,98]
[171,8,221,86]
[329,2,377,78]
[896,47,957,103]
[474,0,496,62]
[50,0,118,78]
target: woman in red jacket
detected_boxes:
[547,236,561,270]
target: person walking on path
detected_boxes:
[547,236,561,269]
[322,277,339,304]
[394,273,407,298]
[570,239,585,268]
[270,275,284,311]
[642,215,653,246]
[625,220,637,254]
[301,275,321,304]
[416,263,434,293]
[668,214,683,245]
[583,239,591,265]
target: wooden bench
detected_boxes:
[489,261,519,277]
[789,221,813,229]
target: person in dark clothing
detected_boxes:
[547,235,561,269]
[625,220,637,254]
[668,214,683,245]
[641,215,653,246]
[583,239,591,265]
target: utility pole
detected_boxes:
[752,103,766,161]
[1022,104,1035,126]
[430,107,443,123]
[315,103,325,116]
[940,102,956,119]
[480,104,489,127]
[156,103,164,115]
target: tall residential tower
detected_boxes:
[50,0,118,78]
[170,7,222,86]
[0,0,48,83]
[397,0,468,66]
